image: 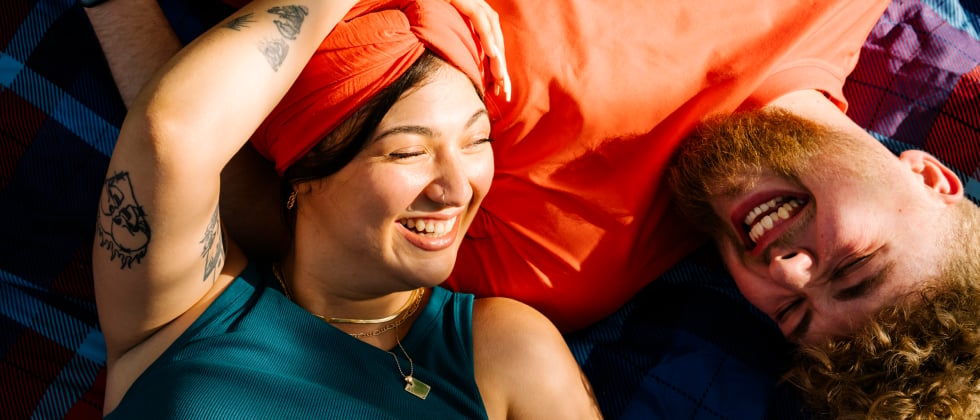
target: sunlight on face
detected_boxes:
[669,108,965,344]
[295,63,493,293]
[715,142,961,344]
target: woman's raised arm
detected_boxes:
[93,0,359,362]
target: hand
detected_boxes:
[442,0,511,101]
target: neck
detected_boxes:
[274,260,425,328]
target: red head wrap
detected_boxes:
[249,0,487,175]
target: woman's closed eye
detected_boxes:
[464,137,494,152]
[386,145,428,161]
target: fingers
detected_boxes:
[444,0,511,101]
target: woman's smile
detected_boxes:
[398,215,460,251]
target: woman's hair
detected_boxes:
[278,50,447,219]
[784,200,980,419]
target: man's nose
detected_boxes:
[768,249,815,289]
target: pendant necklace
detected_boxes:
[272,263,432,399]
[388,337,432,399]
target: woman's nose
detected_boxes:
[425,153,469,207]
[768,249,815,289]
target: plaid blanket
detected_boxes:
[1,0,977,418]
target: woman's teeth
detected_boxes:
[402,217,456,237]
[744,197,804,245]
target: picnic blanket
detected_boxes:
[1,0,977,418]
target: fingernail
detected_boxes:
[490,45,501,59]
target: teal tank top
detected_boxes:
[105,263,489,419]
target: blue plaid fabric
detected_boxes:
[1,2,229,418]
[2,2,115,418]
[1,0,977,418]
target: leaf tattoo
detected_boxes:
[224,12,255,31]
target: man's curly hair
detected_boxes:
[784,200,980,419]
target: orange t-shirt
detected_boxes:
[444,0,889,331]
[220,0,889,331]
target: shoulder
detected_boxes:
[470,298,572,388]
[470,297,600,418]
[471,297,560,341]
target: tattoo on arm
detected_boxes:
[256,5,308,71]
[97,172,151,269]
[200,207,225,283]
[259,38,289,71]
[223,12,255,31]
[268,5,308,40]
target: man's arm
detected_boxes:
[84,0,182,107]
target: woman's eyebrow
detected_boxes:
[466,109,489,127]
[373,109,489,143]
[374,125,435,142]
[833,260,896,302]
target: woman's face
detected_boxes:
[295,64,493,292]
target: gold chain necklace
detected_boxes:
[272,263,432,398]
[272,264,424,338]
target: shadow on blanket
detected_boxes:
[1,0,977,418]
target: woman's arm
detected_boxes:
[86,1,288,262]
[93,0,359,361]
[473,298,603,419]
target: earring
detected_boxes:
[286,190,297,210]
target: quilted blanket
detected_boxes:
[1,0,977,418]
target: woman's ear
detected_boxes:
[899,149,964,204]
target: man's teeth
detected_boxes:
[745,198,803,244]
[403,217,456,237]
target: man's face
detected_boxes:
[671,111,963,344]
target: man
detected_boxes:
[669,89,980,417]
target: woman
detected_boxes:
[92,0,598,417]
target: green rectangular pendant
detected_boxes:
[404,377,431,400]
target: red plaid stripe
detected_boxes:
[62,368,105,420]
[924,66,980,176]
[50,244,96,303]
[0,0,34,49]
[0,330,74,419]
[0,89,45,190]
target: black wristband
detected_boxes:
[80,0,111,8]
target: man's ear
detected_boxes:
[899,149,964,204]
